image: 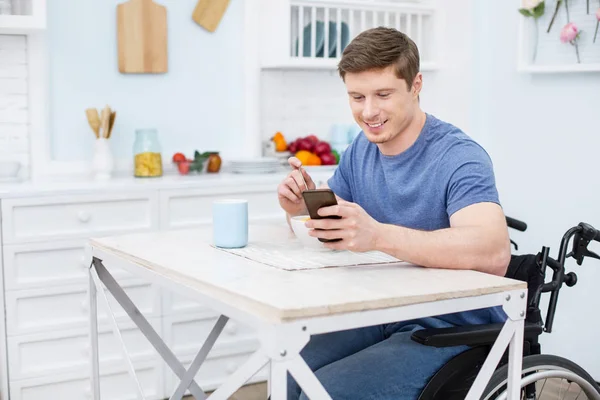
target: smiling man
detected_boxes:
[276,27,511,399]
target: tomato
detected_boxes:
[177,160,190,175]
[172,152,186,163]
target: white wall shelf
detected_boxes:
[0,0,46,35]
[517,0,600,73]
[258,0,440,71]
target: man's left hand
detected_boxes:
[305,199,381,252]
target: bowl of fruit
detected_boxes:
[269,132,340,168]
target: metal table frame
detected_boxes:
[88,249,526,400]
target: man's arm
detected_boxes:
[310,200,511,276]
[375,202,511,276]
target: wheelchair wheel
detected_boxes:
[482,354,600,400]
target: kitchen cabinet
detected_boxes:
[0,0,46,34]
[0,169,335,399]
[258,0,440,71]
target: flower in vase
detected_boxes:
[519,0,545,63]
[522,0,544,10]
[519,0,545,16]
[560,22,581,63]
[594,8,600,43]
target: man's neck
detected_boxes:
[378,110,427,156]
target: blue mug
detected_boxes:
[212,199,248,248]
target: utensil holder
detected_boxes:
[92,138,114,180]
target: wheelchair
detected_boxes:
[413,217,600,399]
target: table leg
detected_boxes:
[208,350,271,400]
[269,360,288,400]
[91,258,207,399]
[88,264,101,400]
[169,315,228,400]
[507,319,525,400]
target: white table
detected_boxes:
[87,221,527,400]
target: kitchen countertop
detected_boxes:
[0,166,337,198]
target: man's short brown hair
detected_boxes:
[337,27,420,91]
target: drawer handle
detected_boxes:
[78,211,91,223]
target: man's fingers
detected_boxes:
[290,170,308,192]
[317,204,351,218]
[285,177,303,199]
[278,185,300,203]
[301,168,316,190]
[309,228,345,241]
[288,157,302,169]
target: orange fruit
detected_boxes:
[295,150,312,166]
[274,138,287,152]
[308,153,322,166]
[272,132,284,141]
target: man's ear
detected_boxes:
[412,73,423,98]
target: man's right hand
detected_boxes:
[277,157,316,216]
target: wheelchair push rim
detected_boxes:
[482,355,600,400]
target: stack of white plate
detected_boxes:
[229,157,281,174]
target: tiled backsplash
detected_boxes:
[0,35,29,171]
[260,69,355,144]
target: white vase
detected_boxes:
[91,138,114,180]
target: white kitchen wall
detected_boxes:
[0,34,29,174]
[474,1,600,380]
[46,0,245,163]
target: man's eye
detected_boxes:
[378,93,390,98]
[352,96,364,100]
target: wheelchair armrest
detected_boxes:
[410,322,543,348]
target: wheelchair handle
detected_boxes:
[541,221,599,333]
[506,216,527,232]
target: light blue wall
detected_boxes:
[473,1,600,379]
[47,0,244,162]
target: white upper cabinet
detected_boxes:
[258,0,440,70]
[0,0,46,34]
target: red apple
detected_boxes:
[296,138,314,152]
[306,134,319,144]
[320,152,337,166]
[314,141,331,156]
[288,139,299,153]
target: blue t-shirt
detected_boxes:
[328,113,506,326]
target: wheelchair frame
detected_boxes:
[413,218,600,399]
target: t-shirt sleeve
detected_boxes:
[444,141,501,217]
[327,144,354,202]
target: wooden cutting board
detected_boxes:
[192,0,230,32]
[117,0,168,74]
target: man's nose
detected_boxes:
[362,99,379,120]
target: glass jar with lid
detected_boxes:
[133,128,163,177]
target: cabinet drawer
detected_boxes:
[8,319,161,380]
[160,186,284,229]
[9,361,163,400]
[1,193,159,244]
[3,240,135,291]
[5,282,161,335]
[162,291,218,317]
[164,314,259,357]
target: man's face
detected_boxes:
[344,65,422,146]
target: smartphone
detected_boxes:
[301,189,342,243]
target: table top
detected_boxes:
[90,221,526,323]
